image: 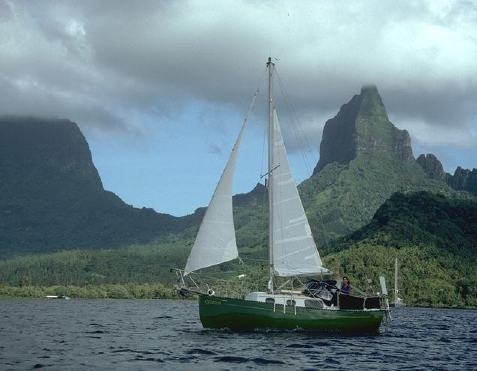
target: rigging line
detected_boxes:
[239,65,266,124]
[260,164,280,180]
[242,86,260,128]
[275,70,316,169]
[239,257,268,263]
[274,69,331,255]
[275,70,319,177]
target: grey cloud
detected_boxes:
[384,86,477,129]
[1,0,476,152]
[0,75,129,134]
[0,0,13,21]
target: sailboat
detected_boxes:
[177,58,389,333]
[391,258,405,308]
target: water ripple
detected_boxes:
[0,299,476,370]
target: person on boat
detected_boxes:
[340,276,351,295]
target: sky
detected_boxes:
[1,0,476,216]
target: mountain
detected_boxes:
[0,116,194,256]
[1,85,473,259]
[1,91,476,307]
[446,167,477,196]
[314,86,414,174]
[299,86,459,244]
[416,154,446,181]
[415,154,477,196]
[323,191,477,307]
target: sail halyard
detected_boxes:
[183,120,247,276]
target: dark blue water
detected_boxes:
[0,299,476,370]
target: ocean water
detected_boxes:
[0,299,476,370]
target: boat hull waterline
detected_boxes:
[199,294,385,333]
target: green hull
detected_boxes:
[199,295,385,334]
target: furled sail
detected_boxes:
[270,110,328,276]
[184,124,245,276]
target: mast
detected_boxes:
[267,56,275,293]
[394,257,398,305]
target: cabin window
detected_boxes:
[304,299,324,309]
[286,299,296,306]
[265,298,275,304]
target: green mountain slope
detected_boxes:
[301,154,454,244]
[323,192,477,307]
[349,192,477,254]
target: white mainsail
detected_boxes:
[184,124,246,276]
[270,110,328,276]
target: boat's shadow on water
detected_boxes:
[196,326,384,338]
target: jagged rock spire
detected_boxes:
[416,154,446,181]
[314,86,414,175]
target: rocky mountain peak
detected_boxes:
[0,115,180,253]
[446,166,477,196]
[313,85,414,174]
[416,154,446,181]
[0,116,103,192]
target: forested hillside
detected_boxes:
[1,192,476,307]
[323,192,477,307]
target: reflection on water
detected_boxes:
[0,299,475,370]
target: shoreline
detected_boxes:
[0,284,475,309]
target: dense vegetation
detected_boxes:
[300,154,456,244]
[0,243,189,287]
[324,192,477,307]
[1,192,476,307]
[0,283,176,299]
[325,244,476,308]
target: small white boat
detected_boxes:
[45,295,70,300]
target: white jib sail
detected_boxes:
[184,124,245,275]
[271,110,328,276]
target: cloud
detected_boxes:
[0,0,476,152]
